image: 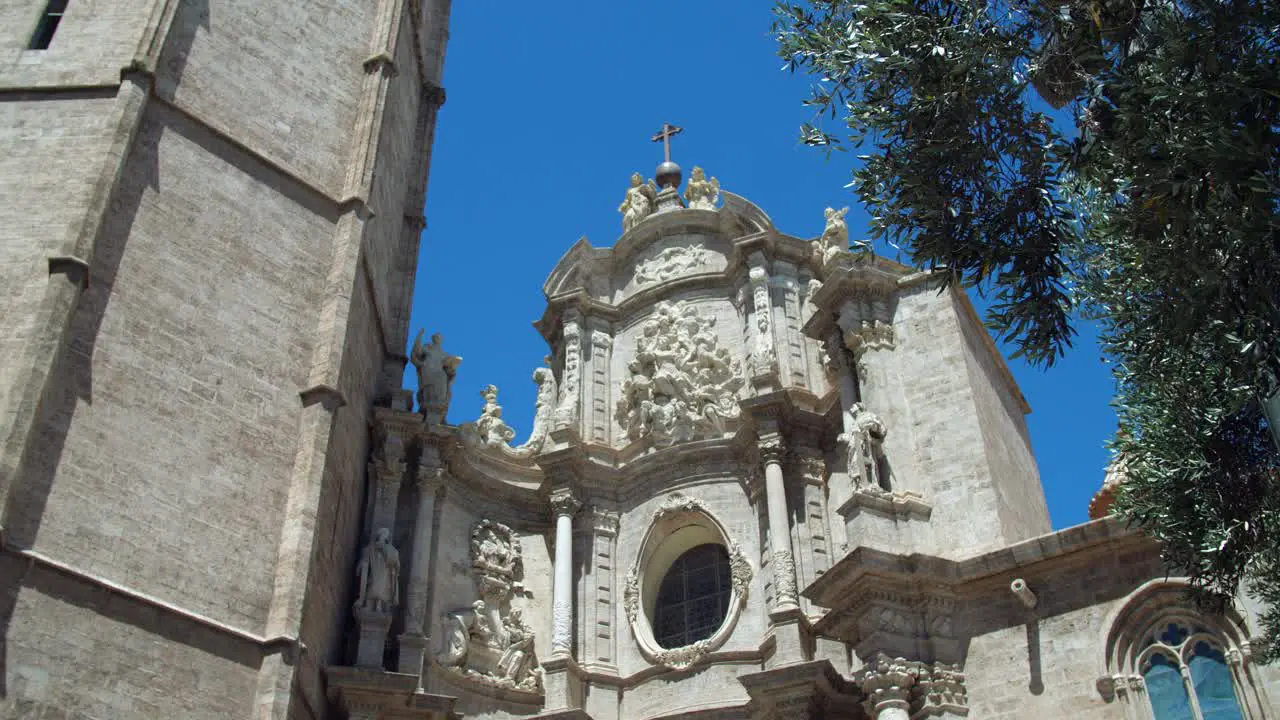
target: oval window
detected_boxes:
[652,543,732,649]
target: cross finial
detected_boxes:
[651,123,683,163]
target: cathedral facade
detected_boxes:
[1,2,1279,720]
[340,165,1280,720]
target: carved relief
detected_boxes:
[633,244,718,286]
[438,520,541,693]
[772,549,798,606]
[749,266,778,374]
[623,567,640,624]
[554,320,582,428]
[616,301,744,447]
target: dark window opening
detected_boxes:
[28,0,69,51]
[652,543,732,649]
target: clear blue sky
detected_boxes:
[405,1,1118,530]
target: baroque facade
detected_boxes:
[337,162,1280,720]
[1,2,1278,719]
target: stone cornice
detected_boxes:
[807,517,1159,646]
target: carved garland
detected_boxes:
[624,493,753,671]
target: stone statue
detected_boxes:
[514,365,557,454]
[354,528,400,614]
[473,385,517,446]
[618,172,658,232]
[839,402,889,492]
[684,166,721,210]
[616,301,745,447]
[815,206,850,268]
[410,330,462,425]
[459,371,556,458]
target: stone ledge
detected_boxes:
[837,488,932,521]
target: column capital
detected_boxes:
[858,655,919,715]
[912,662,968,716]
[416,465,447,496]
[550,489,581,518]
[758,434,787,465]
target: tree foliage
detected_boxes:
[775,0,1280,655]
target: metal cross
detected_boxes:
[650,123,683,163]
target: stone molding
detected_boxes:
[623,493,754,671]
[837,487,932,522]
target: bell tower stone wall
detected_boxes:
[0,1,451,718]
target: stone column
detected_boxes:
[760,435,798,610]
[550,489,581,656]
[859,656,918,720]
[398,458,446,681]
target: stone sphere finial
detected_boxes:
[655,161,682,190]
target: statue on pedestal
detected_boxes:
[619,172,658,232]
[410,330,461,425]
[815,206,850,268]
[355,528,401,614]
[684,166,720,210]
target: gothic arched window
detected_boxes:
[652,543,732,649]
[1139,622,1245,720]
[1100,581,1271,720]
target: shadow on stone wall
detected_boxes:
[0,0,206,701]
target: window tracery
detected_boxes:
[1099,581,1271,720]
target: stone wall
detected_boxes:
[0,0,451,718]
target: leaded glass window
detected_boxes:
[652,543,731,649]
[1140,622,1245,720]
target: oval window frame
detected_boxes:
[623,493,752,670]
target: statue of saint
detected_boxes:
[685,166,720,210]
[355,528,401,614]
[410,330,462,425]
[618,172,658,232]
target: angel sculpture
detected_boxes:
[410,330,462,425]
[685,166,721,210]
[618,172,658,232]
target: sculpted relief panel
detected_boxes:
[438,520,542,695]
[616,301,745,448]
[632,244,720,287]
